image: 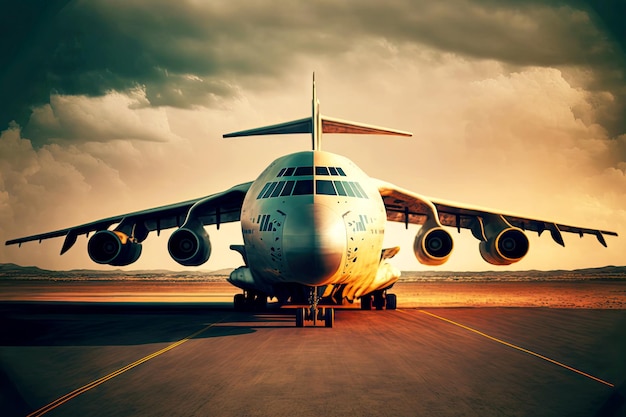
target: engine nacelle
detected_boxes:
[414,225,454,266]
[87,230,142,266]
[479,227,529,265]
[168,224,211,266]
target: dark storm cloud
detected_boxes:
[1,0,625,142]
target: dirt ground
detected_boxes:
[1,279,625,309]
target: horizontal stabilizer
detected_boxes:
[223,74,412,150]
[224,115,412,139]
[321,116,412,137]
[223,117,312,138]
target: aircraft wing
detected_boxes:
[375,179,618,247]
[5,181,253,254]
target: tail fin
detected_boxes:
[223,73,412,150]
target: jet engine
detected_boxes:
[87,230,142,266]
[479,226,529,265]
[414,224,454,266]
[168,223,211,266]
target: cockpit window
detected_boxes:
[316,180,336,195]
[256,182,272,199]
[334,181,347,196]
[342,181,356,197]
[262,165,366,198]
[294,166,314,176]
[258,179,367,199]
[354,182,368,197]
[315,166,330,176]
[262,182,279,198]
[292,179,314,195]
[350,181,365,198]
[271,182,286,197]
[277,166,347,177]
[280,180,295,196]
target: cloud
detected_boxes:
[1,0,625,137]
[24,88,182,144]
[0,125,128,269]
[1,1,624,271]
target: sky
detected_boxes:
[1,0,625,272]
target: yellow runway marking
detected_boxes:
[412,309,614,388]
[27,320,223,417]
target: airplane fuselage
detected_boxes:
[232,150,393,300]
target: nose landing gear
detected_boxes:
[294,286,335,328]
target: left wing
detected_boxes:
[376,179,617,247]
[5,181,252,254]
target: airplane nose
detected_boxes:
[282,203,346,285]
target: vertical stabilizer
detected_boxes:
[312,73,322,151]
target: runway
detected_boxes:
[1,302,625,417]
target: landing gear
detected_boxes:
[294,287,335,328]
[295,308,306,327]
[294,306,334,328]
[324,307,335,328]
[360,294,372,310]
[233,290,267,311]
[360,290,397,310]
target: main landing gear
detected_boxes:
[233,290,267,311]
[295,287,334,328]
[360,290,397,310]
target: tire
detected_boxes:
[296,308,306,327]
[255,295,267,311]
[324,308,334,328]
[234,294,245,311]
[386,293,397,310]
[360,295,372,310]
[374,292,385,310]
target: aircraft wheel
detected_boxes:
[360,295,372,310]
[295,308,306,327]
[255,295,267,310]
[324,308,334,328]
[234,294,245,311]
[386,293,397,310]
[373,292,385,310]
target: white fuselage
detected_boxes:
[239,150,389,296]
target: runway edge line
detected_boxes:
[26,319,225,417]
[413,309,614,388]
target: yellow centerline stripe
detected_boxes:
[27,321,222,417]
[414,309,614,388]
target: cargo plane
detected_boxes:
[5,75,618,327]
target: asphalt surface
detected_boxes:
[1,302,625,417]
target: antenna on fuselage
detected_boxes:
[223,74,413,146]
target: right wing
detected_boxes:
[376,179,618,247]
[5,181,253,254]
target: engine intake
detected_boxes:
[88,230,142,266]
[479,227,529,265]
[414,225,453,266]
[168,224,211,266]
